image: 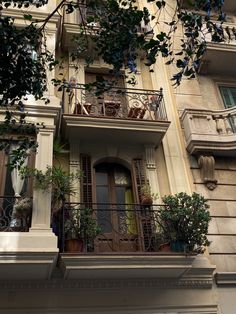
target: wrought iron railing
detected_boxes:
[62,84,167,121]
[55,202,165,253]
[0,196,32,232]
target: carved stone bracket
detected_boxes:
[198,155,217,190]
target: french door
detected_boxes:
[94,163,141,252]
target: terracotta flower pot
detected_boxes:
[141,196,153,205]
[159,242,171,252]
[65,238,84,252]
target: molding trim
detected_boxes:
[0,277,213,290]
[215,272,236,285]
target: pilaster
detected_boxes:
[30,127,54,232]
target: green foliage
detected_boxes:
[65,207,101,243]
[0,16,54,107]
[0,0,48,9]
[140,184,158,201]
[0,0,229,166]
[158,192,211,253]
[79,208,101,241]
[20,166,82,210]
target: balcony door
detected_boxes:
[94,162,141,252]
[85,72,126,117]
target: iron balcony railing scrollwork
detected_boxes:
[0,196,32,232]
[62,84,168,121]
[56,202,163,253]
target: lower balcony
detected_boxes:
[0,196,57,280]
[62,85,170,146]
[181,107,236,156]
[55,203,214,281]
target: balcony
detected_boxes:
[56,203,213,281]
[199,23,236,75]
[62,85,170,146]
[61,5,153,48]
[181,107,236,156]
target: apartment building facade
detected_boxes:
[0,0,235,313]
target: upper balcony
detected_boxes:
[61,4,153,49]
[199,23,236,76]
[181,106,236,156]
[61,85,170,146]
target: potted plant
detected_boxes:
[140,184,158,205]
[20,165,82,240]
[12,197,32,219]
[10,196,32,229]
[64,207,101,252]
[158,192,211,253]
[20,165,81,211]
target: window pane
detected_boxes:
[96,172,108,185]
[220,86,236,108]
[96,186,111,233]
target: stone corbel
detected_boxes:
[198,155,217,190]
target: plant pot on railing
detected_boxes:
[140,184,158,206]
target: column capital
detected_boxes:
[145,145,156,169]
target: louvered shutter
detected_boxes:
[132,158,147,203]
[80,154,93,207]
[132,158,155,252]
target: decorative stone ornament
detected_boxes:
[198,155,217,190]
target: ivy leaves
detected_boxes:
[0,16,54,107]
[0,0,48,10]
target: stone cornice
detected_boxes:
[2,8,59,26]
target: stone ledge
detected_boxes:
[0,252,58,280]
[59,254,215,286]
[215,272,236,285]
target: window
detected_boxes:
[0,144,34,230]
[219,86,236,108]
[219,86,236,132]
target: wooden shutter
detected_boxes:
[132,158,156,252]
[132,158,147,203]
[80,154,93,207]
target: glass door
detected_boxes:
[95,163,140,252]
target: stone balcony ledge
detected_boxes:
[181,107,236,156]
